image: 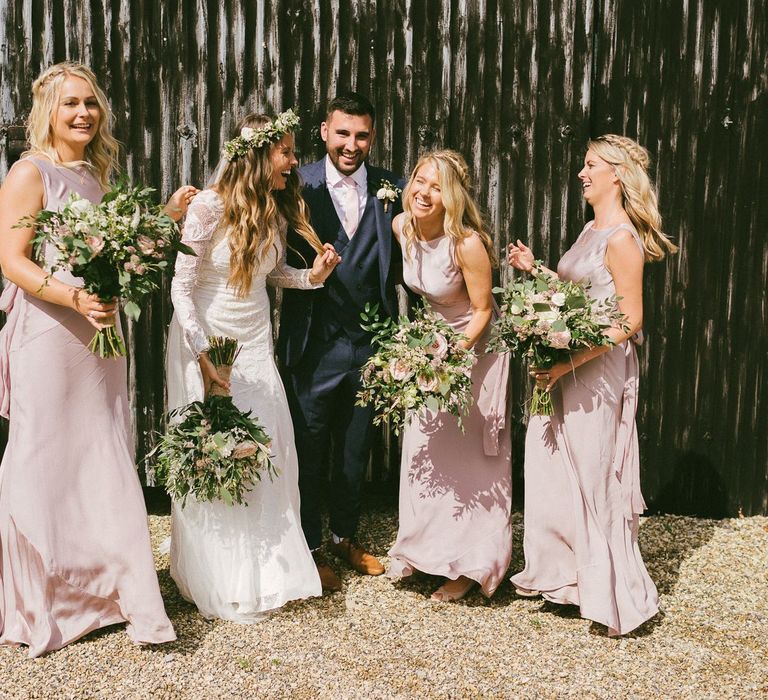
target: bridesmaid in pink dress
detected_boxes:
[0,63,194,657]
[387,150,512,602]
[508,135,678,635]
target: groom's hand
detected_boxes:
[308,243,341,285]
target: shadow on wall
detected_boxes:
[650,450,730,519]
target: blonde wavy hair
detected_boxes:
[25,62,119,190]
[401,149,497,266]
[215,114,323,297]
[589,134,678,261]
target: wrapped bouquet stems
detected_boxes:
[146,336,276,506]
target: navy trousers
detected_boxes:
[283,330,376,551]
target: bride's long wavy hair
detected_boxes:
[215,114,323,297]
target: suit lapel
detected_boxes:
[368,167,393,306]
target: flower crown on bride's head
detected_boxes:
[222,108,300,162]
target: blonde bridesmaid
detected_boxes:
[508,135,677,635]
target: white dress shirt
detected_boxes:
[325,156,368,239]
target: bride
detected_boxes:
[166,110,340,621]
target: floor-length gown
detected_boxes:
[511,221,659,635]
[0,157,175,658]
[165,189,321,622]
[387,233,512,597]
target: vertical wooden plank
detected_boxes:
[0,0,765,514]
[592,0,768,516]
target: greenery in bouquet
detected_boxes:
[19,179,194,358]
[146,336,277,506]
[489,265,628,415]
[355,301,476,434]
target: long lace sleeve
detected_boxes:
[267,241,324,290]
[170,191,222,356]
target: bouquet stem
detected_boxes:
[88,325,127,359]
[208,364,233,398]
[530,376,554,416]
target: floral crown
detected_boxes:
[222,108,300,162]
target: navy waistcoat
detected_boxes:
[311,199,384,343]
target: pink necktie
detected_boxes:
[340,177,359,237]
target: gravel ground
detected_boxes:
[1,504,767,699]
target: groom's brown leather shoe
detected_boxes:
[313,551,342,592]
[330,538,385,576]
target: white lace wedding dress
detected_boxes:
[166,188,321,622]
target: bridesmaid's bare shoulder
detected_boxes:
[0,160,45,218]
[454,230,488,265]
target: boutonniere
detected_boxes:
[374,179,402,213]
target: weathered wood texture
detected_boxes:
[0,0,765,515]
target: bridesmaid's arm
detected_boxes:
[163,185,199,222]
[455,234,493,350]
[536,230,644,389]
[0,161,116,328]
[507,239,558,278]
[392,213,404,245]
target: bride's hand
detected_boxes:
[163,185,199,222]
[308,243,341,285]
[507,239,535,272]
[199,352,230,395]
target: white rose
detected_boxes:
[416,373,439,392]
[85,235,105,254]
[548,329,572,349]
[385,188,396,199]
[388,358,414,382]
[551,292,566,307]
[425,332,449,359]
[232,441,258,459]
[69,198,92,216]
[240,126,255,140]
[376,187,387,199]
[509,303,523,315]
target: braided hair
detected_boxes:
[588,134,678,261]
[401,149,497,265]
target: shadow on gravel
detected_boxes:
[638,515,719,595]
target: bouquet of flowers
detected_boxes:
[145,337,277,506]
[355,302,476,434]
[489,266,628,415]
[19,180,193,358]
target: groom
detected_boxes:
[279,92,405,591]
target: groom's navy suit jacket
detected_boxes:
[277,159,406,368]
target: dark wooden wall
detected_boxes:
[1,0,765,516]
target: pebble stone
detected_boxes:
[1,507,767,699]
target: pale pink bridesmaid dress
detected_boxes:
[387,233,512,596]
[511,221,659,635]
[0,157,175,657]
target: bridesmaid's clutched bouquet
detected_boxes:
[355,302,476,434]
[489,265,628,415]
[18,180,193,358]
[146,337,277,507]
